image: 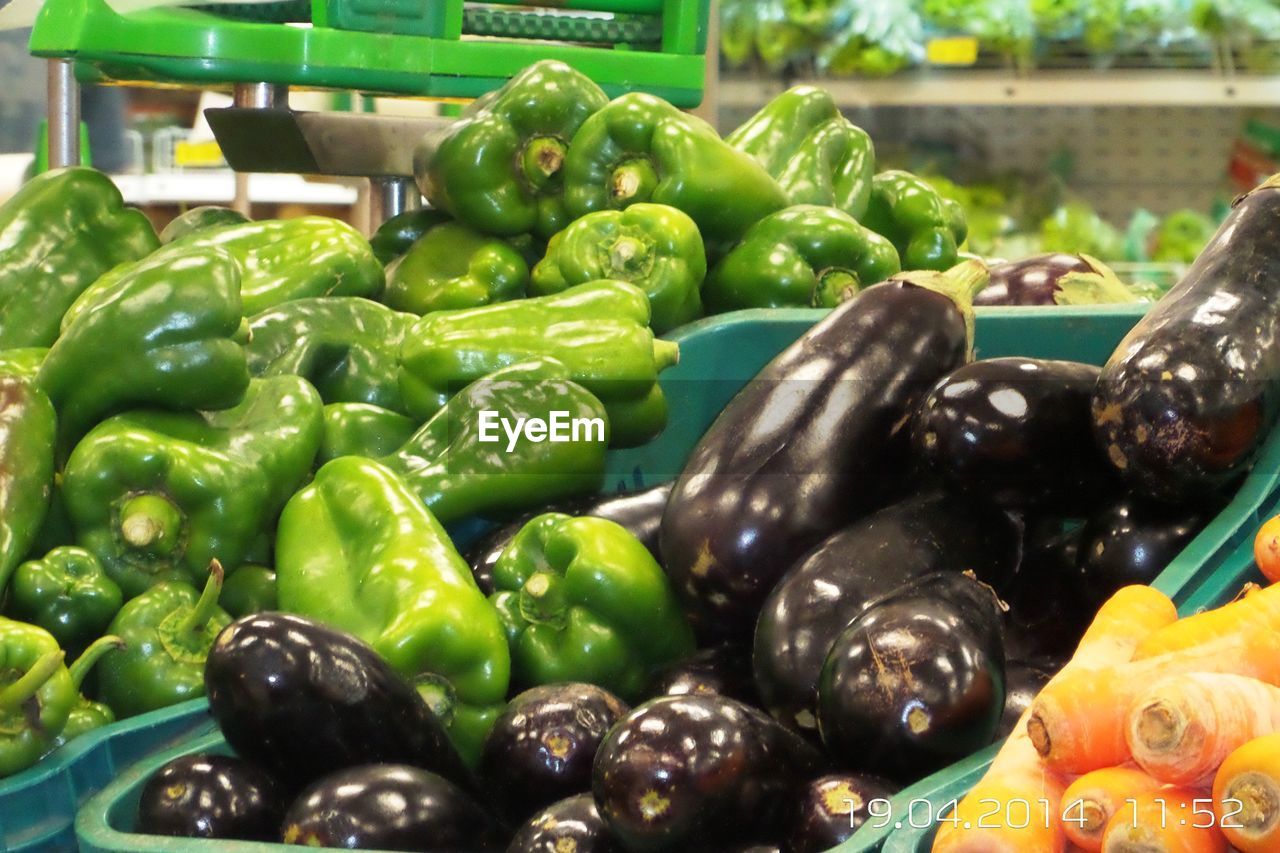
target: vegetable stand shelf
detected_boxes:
[71,302,1176,853]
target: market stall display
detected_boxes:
[0,56,1278,853]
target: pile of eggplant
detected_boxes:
[136,179,1280,852]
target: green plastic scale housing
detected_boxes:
[27,0,710,106]
[70,303,1280,853]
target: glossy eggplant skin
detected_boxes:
[912,358,1119,512]
[995,661,1054,741]
[817,573,1006,783]
[661,277,976,642]
[506,794,624,853]
[786,773,899,853]
[465,484,672,594]
[280,764,499,852]
[1076,495,1207,605]
[753,491,1021,731]
[648,644,758,706]
[479,683,629,825]
[592,694,824,852]
[1093,178,1280,503]
[1003,521,1091,667]
[975,253,1093,306]
[204,613,472,792]
[137,753,283,841]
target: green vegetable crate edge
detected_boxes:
[45,303,1280,853]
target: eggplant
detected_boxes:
[912,357,1119,512]
[817,572,1006,783]
[662,262,988,641]
[995,661,1054,741]
[136,753,283,841]
[479,683,629,825]
[786,773,898,853]
[1077,494,1207,605]
[1092,176,1280,503]
[1003,521,1092,667]
[465,484,672,594]
[647,644,758,706]
[204,613,472,792]
[280,764,499,852]
[506,794,624,853]
[592,694,824,851]
[753,491,1021,731]
[974,253,1095,306]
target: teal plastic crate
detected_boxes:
[76,303,1175,853]
[0,699,214,852]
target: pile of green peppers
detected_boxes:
[0,62,971,777]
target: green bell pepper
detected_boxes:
[0,377,55,592]
[98,561,230,718]
[0,348,48,381]
[244,297,413,414]
[382,358,608,525]
[415,60,609,239]
[164,216,384,315]
[861,170,969,271]
[704,205,901,312]
[62,376,323,598]
[158,206,249,244]
[220,564,277,618]
[491,513,694,700]
[0,617,74,776]
[38,247,250,456]
[531,203,704,334]
[47,634,123,751]
[384,222,529,315]
[398,280,678,447]
[369,208,452,266]
[276,456,510,765]
[0,167,158,348]
[319,403,418,467]
[563,93,789,248]
[727,86,876,220]
[9,547,123,654]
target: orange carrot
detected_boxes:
[1101,789,1226,853]
[1255,515,1280,584]
[1212,732,1280,853]
[1126,674,1280,788]
[1134,582,1280,660]
[1028,632,1280,776]
[1062,767,1165,851]
[933,586,1177,853]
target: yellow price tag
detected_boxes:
[926,36,979,66]
[174,140,226,168]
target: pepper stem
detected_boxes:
[67,636,125,691]
[610,159,658,206]
[174,560,225,638]
[119,494,184,557]
[519,571,567,630]
[0,649,65,713]
[521,136,567,193]
[607,236,652,278]
[652,339,680,372]
[815,268,859,306]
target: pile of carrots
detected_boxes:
[931,516,1280,853]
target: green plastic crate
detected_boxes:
[0,699,214,852]
[76,302,1280,853]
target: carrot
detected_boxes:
[1061,767,1164,851]
[1212,732,1280,853]
[1126,674,1280,788]
[1255,515,1280,584]
[1134,581,1280,660]
[1101,788,1226,853]
[933,586,1177,853]
[1028,632,1280,776]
